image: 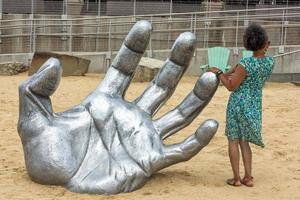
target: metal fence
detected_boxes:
[0,5,300,54]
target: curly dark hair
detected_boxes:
[243,23,268,51]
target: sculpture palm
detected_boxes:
[18,20,219,194]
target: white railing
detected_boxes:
[0,6,300,54]
[273,49,300,58]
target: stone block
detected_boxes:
[0,61,29,75]
[133,57,164,82]
[29,52,90,76]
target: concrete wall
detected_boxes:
[0,53,34,66]
[1,46,299,82]
[149,46,300,78]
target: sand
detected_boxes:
[0,73,299,200]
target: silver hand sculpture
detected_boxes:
[18,20,219,194]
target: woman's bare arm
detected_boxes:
[207,65,246,92]
[224,64,238,75]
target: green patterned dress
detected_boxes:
[225,56,275,147]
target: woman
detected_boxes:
[208,23,275,187]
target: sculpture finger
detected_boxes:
[95,20,152,97]
[134,32,197,115]
[25,57,62,97]
[153,120,218,172]
[153,72,218,139]
[18,57,61,119]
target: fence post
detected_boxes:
[284,20,288,48]
[0,0,2,44]
[279,10,285,54]
[98,0,101,17]
[193,14,197,56]
[133,0,136,17]
[167,17,172,49]
[203,0,211,48]
[204,19,210,48]
[193,14,197,35]
[148,16,153,58]
[166,0,173,49]
[233,12,240,63]
[190,14,194,54]
[63,0,68,15]
[108,20,112,55]
[33,17,36,52]
[30,0,35,53]
[61,14,68,49]
[105,20,112,73]
[190,14,193,32]
[96,17,101,52]
[29,14,36,53]
[246,0,249,17]
[31,0,34,14]
[170,0,173,18]
[69,20,72,53]
[233,12,240,55]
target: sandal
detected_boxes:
[241,176,254,187]
[226,178,242,187]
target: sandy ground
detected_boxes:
[0,73,299,200]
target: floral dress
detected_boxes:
[225,56,275,147]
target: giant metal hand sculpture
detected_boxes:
[18,21,219,194]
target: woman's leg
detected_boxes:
[239,140,254,186]
[227,139,241,185]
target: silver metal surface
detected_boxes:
[18,20,219,194]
